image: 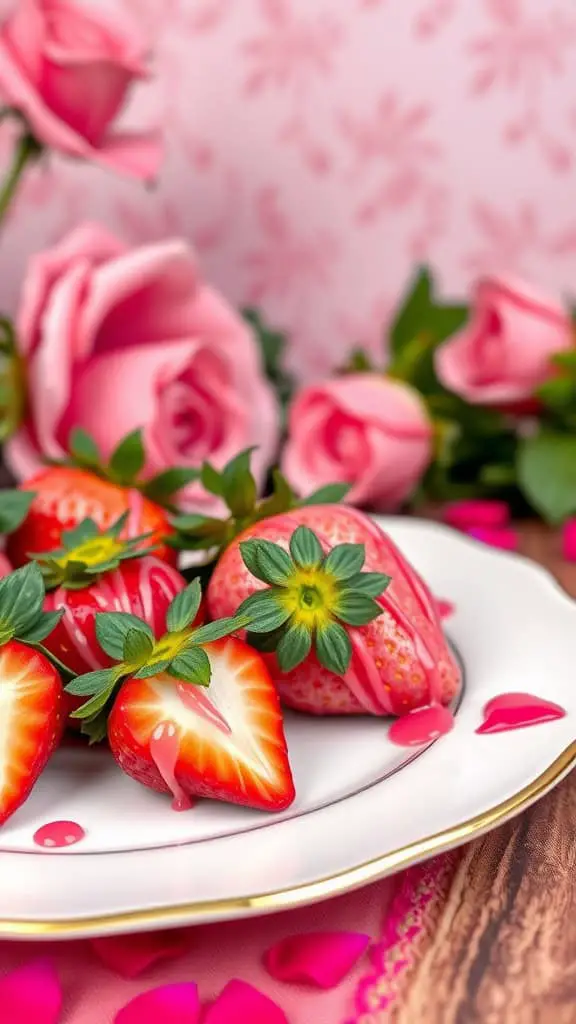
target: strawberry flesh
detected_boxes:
[108,637,295,812]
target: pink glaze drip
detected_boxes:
[149,720,194,811]
[388,704,454,747]
[176,682,231,734]
[344,632,394,715]
[126,488,145,539]
[436,598,455,620]
[476,692,567,734]
[33,820,86,849]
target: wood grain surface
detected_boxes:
[396,523,576,1024]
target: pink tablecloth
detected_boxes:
[0,854,457,1023]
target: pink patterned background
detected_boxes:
[1,0,576,378]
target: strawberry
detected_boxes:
[5,428,201,569]
[0,563,65,824]
[29,515,198,731]
[68,579,294,810]
[108,638,294,812]
[205,504,461,717]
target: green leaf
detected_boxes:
[236,590,290,633]
[245,539,292,586]
[0,490,35,534]
[298,482,351,506]
[19,610,63,644]
[276,624,312,672]
[315,621,352,675]
[334,592,383,626]
[80,713,108,744]
[171,514,228,538]
[61,518,99,549]
[238,539,264,579]
[289,525,323,568]
[143,467,199,502]
[246,628,284,654]
[109,429,145,482]
[518,432,576,524]
[70,681,117,720]
[200,462,224,497]
[389,266,432,357]
[536,376,575,411]
[324,543,365,580]
[167,647,211,686]
[95,612,153,661]
[65,668,115,697]
[166,579,203,632]
[346,571,391,597]
[133,659,171,679]
[221,448,257,517]
[69,427,100,468]
[190,615,247,645]
[123,628,154,666]
[0,562,45,636]
[255,469,295,520]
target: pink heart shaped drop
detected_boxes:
[476,692,566,735]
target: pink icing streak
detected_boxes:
[476,692,566,734]
[149,721,194,811]
[33,820,86,848]
[176,682,231,733]
[388,705,454,747]
[125,487,145,538]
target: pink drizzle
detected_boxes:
[149,720,194,812]
[388,705,454,747]
[33,820,85,849]
[476,692,567,734]
[176,682,231,734]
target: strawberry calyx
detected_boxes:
[29,513,158,590]
[236,525,392,675]
[0,561,64,650]
[65,577,251,742]
[170,448,351,560]
[54,427,200,508]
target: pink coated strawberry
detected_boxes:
[207,505,461,717]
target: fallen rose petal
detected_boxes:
[0,960,62,1024]
[436,598,455,620]
[562,519,576,562]
[466,526,519,552]
[92,928,192,978]
[114,982,200,1024]
[264,931,370,989]
[203,980,288,1023]
[442,499,510,531]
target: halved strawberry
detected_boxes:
[0,640,64,824]
[107,637,294,812]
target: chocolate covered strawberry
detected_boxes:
[0,563,65,824]
[30,515,195,731]
[206,505,461,717]
[6,428,200,568]
[68,582,294,809]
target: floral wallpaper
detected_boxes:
[0,0,575,378]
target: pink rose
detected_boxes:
[0,0,161,180]
[435,276,573,405]
[282,374,432,510]
[7,223,279,512]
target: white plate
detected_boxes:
[0,517,574,939]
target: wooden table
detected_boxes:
[396,523,576,1024]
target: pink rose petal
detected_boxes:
[203,980,288,1023]
[0,960,62,1024]
[92,928,192,978]
[436,598,455,620]
[562,519,576,562]
[114,982,200,1024]
[264,931,370,989]
[466,526,519,551]
[442,499,511,531]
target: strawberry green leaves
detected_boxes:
[66,578,250,740]
[238,525,391,675]
[0,562,63,649]
[170,449,351,561]
[31,514,157,590]
[0,489,36,534]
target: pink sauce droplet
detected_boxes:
[436,598,455,620]
[388,704,454,747]
[149,720,194,812]
[33,820,85,849]
[476,692,567,734]
[176,682,231,734]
